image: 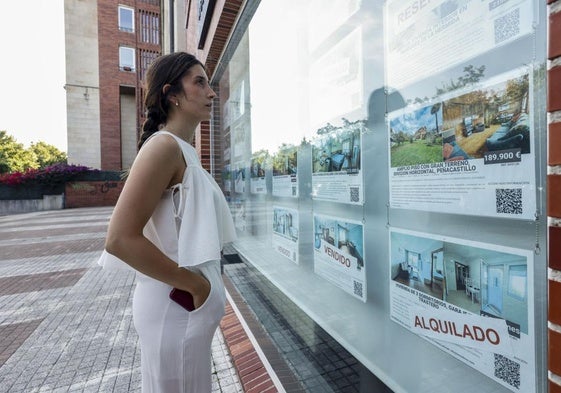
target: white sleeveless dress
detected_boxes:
[98,131,236,393]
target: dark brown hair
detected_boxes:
[138,52,203,149]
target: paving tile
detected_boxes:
[0,207,245,393]
[0,269,86,296]
[223,261,394,393]
[0,319,44,367]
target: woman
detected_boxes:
[99,52,236,392]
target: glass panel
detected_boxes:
[214,0,547,391]
[508,264,527,301]
[118,6,134,32]
[119,47,135,71]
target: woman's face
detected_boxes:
[176,64,216,122]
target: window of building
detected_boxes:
[140,10,160,45]
[508,264,527,301]
[119,46,136,71]
[140,49,160,80]
[118,6,134,33]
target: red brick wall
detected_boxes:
[97,0,161,171]
[98,0,136,170]
[65,181,124,208]
[199,121,212,170]
[549,1,561,392]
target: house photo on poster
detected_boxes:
[272,145,298,198]
[250,150,269,194]
[313,214,365,301]
[272,206,299,264]
[389,67,536,220]
[384,0,535,89]
[311,120,364,204]
[389,228,535,392]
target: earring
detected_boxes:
[175,102,179,106]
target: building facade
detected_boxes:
[64,0,161,170]
[158,1,561,392]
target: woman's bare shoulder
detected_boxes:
[136,133,183,165]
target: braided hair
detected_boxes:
[139,52,203,149]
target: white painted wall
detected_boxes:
[64,0,101,168]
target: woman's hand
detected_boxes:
[192,274,211,310]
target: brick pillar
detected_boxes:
[199,121,212,171]
[548,1,561,392]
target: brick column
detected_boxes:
[548,1,561,392]
[198,121,212,171]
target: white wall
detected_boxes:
[64,0,101,168]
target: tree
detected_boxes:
[505,75,529,104]
[435,65,486,95]
[251,149,271,177]
[29,141,67,169]
[0,131,66,174]
[431,103,441,134]
[396,131,407,145]
[0,131,37,174]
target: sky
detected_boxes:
[0,1,67,151]
[390,105,444,135]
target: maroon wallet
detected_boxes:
[169,288,195,311]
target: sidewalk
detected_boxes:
[0,207,252,393]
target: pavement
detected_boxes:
[0,206,246,393]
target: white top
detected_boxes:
[98,131,236,273]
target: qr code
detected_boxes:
[494,353,521,389]
[496,188,522,214]
[350,187,360,203]
[494,8,520,44]
[353,280,363,297]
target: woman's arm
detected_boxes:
[105,135,210,307]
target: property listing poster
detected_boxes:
[384,0,534,89]
[233,166,246,194]
[389,228,535,392]
[272,206,299,264]
[232,198,247,232]
[388,68,536,220]
[311,122,363,204]
[272,146,298,198]
[309,27,363,127]
[250,153,267,194]
[222,165,232,193]
[313,214,366,301]
[233,123,248,160]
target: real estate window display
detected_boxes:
[212,1,548,392]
